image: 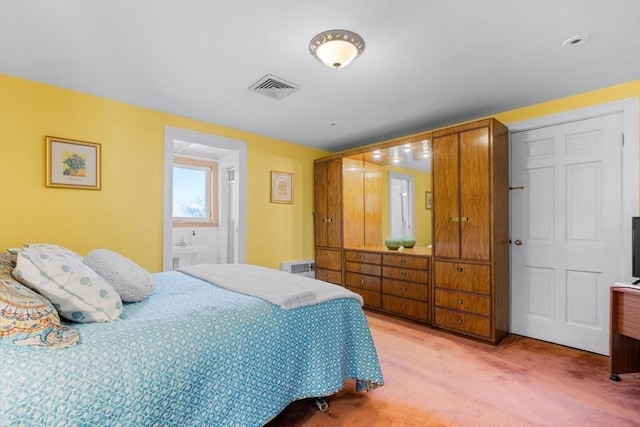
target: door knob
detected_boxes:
[514,239,523,245]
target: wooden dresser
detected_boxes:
[313,117,509,345]
[345,246,431,323]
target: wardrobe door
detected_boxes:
[433,133,460,259]
[314,161,328,247]
[314,158,343,249]
[326,158,343,248]
[459,126,491,261]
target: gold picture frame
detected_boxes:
[45,136,101,190]
[270,171,293,204]
[425,191,433,210]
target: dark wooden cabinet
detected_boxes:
[431,118,509,344]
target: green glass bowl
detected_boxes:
[401,237,416,248]
[384,237,402,250]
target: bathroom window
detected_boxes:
[173,156,218,227]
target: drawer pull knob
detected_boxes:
[401,287,406,291]
[401,304,406,309]
[456,267,464,273]
[360,267,365,271]
[360,279,365,284]
[457,299,464,304]
[360,255,364,260]
[457,318,464,323]
[401,272,407,277]
[401,259,407,264]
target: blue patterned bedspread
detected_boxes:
[0,271,383,426]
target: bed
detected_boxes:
[0,248,383,427]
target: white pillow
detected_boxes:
[12,247,123,323]
[84,249,156,302]
[22,243,84,260]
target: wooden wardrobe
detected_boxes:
[431,118,509,344]
[313,156,343,285]
[313,118,510,344]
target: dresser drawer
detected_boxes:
[382,279,428,300]
[345,250,382,265]
[345,261,382,276]
[382,254,429,270]
[316,249,342,270]
[346,272,382,292]
[434,261,490,294]
[382,266,429,283]
[315,268,341,285]
[615,290,640,339]
[435,289,490,316]
[434,307,491,338]
[382,295,429,321]
[348,287,381,308]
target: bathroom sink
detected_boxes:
[172,245,209,257]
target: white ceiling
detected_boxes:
[1,0,638,152]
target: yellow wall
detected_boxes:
[1,74,638,273]
[494,80,640,125]
[0,74,328,272]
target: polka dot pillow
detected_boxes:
[12,246,123,323]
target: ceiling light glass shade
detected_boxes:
[309,30,365,69]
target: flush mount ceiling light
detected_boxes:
[309,29,365,69]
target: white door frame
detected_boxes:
[163,126,247,272]
[508,98,638,285]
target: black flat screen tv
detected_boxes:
[633,217,640,284]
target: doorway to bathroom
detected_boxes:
[163,126,247,271]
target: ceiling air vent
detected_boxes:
[248,74,300,100]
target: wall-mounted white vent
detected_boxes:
[280,259,315,278]
[248,74,301,100]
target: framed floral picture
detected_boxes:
[270,171,293,204]
[45,136,101,190]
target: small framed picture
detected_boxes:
[46,136,101,190]
[425,191,432,210]
[271,171,293,204]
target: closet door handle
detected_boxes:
[449,217,471,223]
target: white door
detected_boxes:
[510,113,623,355]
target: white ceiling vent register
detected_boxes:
[248,74,300,100]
